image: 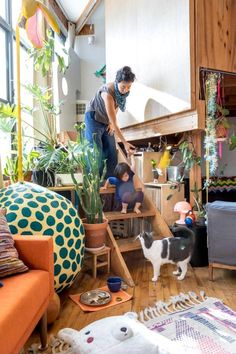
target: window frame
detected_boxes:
[0,0,34,171]
[0,0,31,105]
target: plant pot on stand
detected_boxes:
[83,218,108,249]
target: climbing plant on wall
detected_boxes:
[204,73,219,182]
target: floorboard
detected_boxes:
[23,250,236,351]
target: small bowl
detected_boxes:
[107,276,122,292]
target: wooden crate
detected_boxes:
[109,219,132,238]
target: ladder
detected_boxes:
[101,147,172,287]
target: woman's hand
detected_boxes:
[106,124,115,136]
[124,142,136,155]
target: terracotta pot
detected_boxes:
[82,218,108,249]
[24,171,32,182]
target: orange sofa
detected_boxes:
[0,236,54,354]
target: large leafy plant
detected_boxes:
[0,29,70,183]
[70,124,106,224]
[28,29,67,77]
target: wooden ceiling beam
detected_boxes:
[78,24,94,36]
[121,110,200,142]
[49,0,68,31]
[75,0,100,35]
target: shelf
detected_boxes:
[116,237,142,253]
[104,209,156,221]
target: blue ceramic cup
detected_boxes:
[107,276,122,292]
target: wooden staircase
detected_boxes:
[101,147,172,287]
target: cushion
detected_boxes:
[58,313,182,354]
[0,269,50,354]
[0,208,28,278]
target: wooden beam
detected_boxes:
[190,0,196,110]
[122,110,199,142]
[48,0,68,31]
[78,24,94,36]
[75,0,100,35]
[189,131,202,206]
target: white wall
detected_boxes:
[54,47,81,131]
[74,1,106,101]
[105,0,191,127]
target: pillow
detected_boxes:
[58,313,182,354]
[0,208,28,278]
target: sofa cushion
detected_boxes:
[0,208,28,278]
[0,269,50,354]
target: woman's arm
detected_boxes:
[128,153,136,172]
[101,92,135,154]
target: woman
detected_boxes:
[85,66,136,177]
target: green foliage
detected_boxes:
[151,159,157,169]
[190,182,206,218]
[0,30,71,183]
[179,139,201,171]
[216,104,230,128]
[229,134,236,151]
[28,30,68,77]
[70,124,106,224]
[3,150,39,183]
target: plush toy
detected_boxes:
[58,313,181,354]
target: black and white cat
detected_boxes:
[138,226,195,282]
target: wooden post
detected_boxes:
[16,26,23,182]
[189,131,202,206]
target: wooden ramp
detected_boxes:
[103,147,172,287]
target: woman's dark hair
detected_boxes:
[115,66,136,83]
[114,162,132,179]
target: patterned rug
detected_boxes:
[139,291,236,353]
[26,335,72,354]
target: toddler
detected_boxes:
[102,155,144,214]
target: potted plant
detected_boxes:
[70,124,108,249]
[215,105,230,139]
[0,32,68,187]
[151,159,162,182]
[166,133,201,199]
[54,149,82,186]
[191,183,206,225]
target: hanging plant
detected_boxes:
[204,73,219,177]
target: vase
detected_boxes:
[152,169,159,182]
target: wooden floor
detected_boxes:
[24,250,236,351]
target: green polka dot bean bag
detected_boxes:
[0,182,85,293]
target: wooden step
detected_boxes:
[116,237,142,253]
[104,209,156,221]
[99,186,116,194]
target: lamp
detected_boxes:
[174,201,192,224]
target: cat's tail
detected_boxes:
[171,226,195,245]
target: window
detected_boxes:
[0,0,33,170]
[0,28,7,100]
[0,0,6,21]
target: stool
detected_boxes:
[85,246,111,278]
